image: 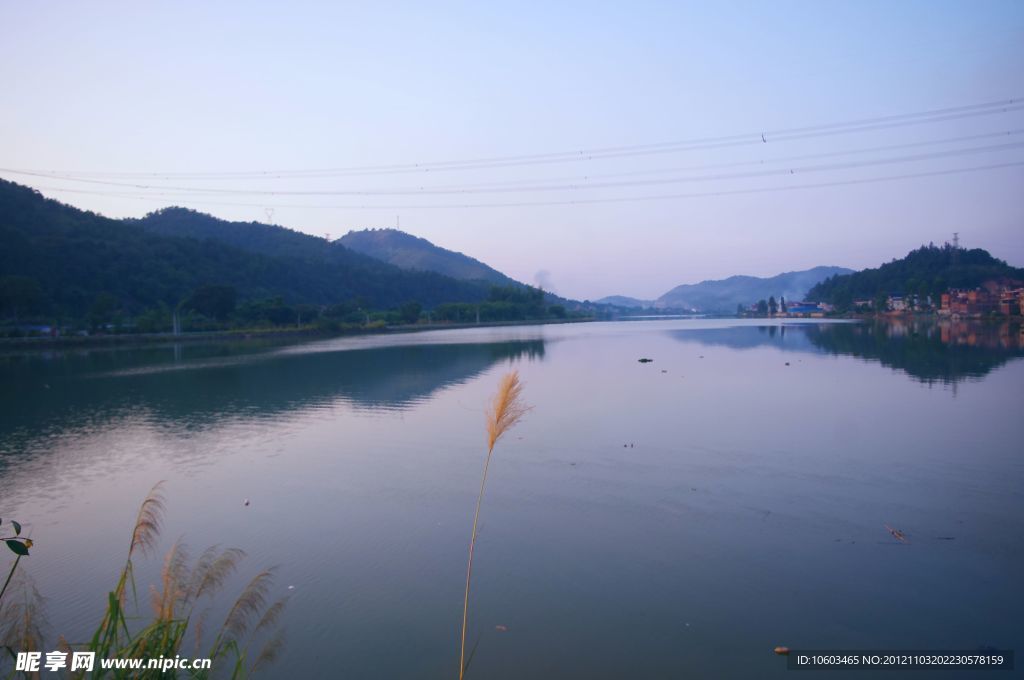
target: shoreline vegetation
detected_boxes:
[0,279,599,350]
[0,484,288,679]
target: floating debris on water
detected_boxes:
[885,524,908,543]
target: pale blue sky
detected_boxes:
[2,1,1022,300]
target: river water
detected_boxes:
[1,318,1021,678]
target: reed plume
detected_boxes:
[485,372,529,453]
[0,574,45,665]
[78,485,287,679]
[129,483,166,561]
[459,371,529,680]
[214,569,274,648]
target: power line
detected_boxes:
[5,140,1020,197]
[22,160,1024,210]
[6,97,1021,180]
[377,129,1024,191]
[15,127,1017,197]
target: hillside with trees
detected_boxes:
[339,228,521,286]
[131,206,492,306]
[0,180,498,330]
[807,244,1024,311]
[0,180,587,335]
[432,284,567,323]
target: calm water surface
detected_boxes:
[1,319,1022,678]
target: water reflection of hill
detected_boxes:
[666,323,821,353]
[0,338,545,456]
[669,320,1024,384]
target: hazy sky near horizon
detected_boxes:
[2,1,1023,300]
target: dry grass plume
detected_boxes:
[460,371,529,680]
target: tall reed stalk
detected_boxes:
[459,371,529,680]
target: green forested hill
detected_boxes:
[0,180,489,321]
[131,206,491,306]
[133,206,335,260]
[807,244,1024,308]
[339,228,520,286]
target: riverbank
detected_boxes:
[0,316,598,352]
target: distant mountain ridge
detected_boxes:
[338,228,520,287]
[594,295,655,308]
[651,266,852,312]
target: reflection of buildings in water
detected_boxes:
[882,320,912,338]
[674,320,1024,384]
[880,318,939,341]
[938,320,1021,350]
[882,317,1022,350]
[804,320,1024,384]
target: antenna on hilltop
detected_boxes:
[264,207,275,224]
[396,215,401,231]
[952,232,959,249]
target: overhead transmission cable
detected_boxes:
[4,140,1020,197]
[5,97,1020,180]
[24,160,1024,211]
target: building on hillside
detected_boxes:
[998,289,1024,316]
[940,288,1000,316]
